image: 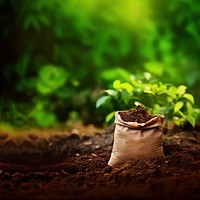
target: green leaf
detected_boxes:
[183,93,194,104]
[121,90,131,104]
[144,89,155,95]
[101,68,131,82]
[164,90,177,99]
[178,111,196,127]
[39,15,50,27]
[120,82,134,93]
[34,111,56,128]
[186,102,194,115]
[113,80,134,93]
[113,80,121,89]
[144,62,165,76]
[96,96,110,108]
[184,115,196,127]
[24,15,40,32]
[55,26,63,38]
[36,80,54,95]
[104,89,117,96]
[56,87,76,99]
[15,53,30,77]
[39,65,68,88]
[177,85,187,96]
[186,22,199,42]
[174,101,184,113]
[105,112,115,123]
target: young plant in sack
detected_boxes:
[108,106,165,166]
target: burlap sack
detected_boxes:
[108,111,165,166]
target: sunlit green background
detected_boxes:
[1,0,200,128]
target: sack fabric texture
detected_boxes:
[108,111,165,166]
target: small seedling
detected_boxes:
[96,72,199,127]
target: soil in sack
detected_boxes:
[108,106,165,166]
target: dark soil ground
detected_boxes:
[0,123,200,200]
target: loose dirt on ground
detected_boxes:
[0,123,200,200]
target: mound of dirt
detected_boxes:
[0,125,200,200]
[118,106,155,123]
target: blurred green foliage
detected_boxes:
[0,0,200,127]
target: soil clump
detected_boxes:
[119,106,155,123]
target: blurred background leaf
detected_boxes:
[0,0,200,128]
